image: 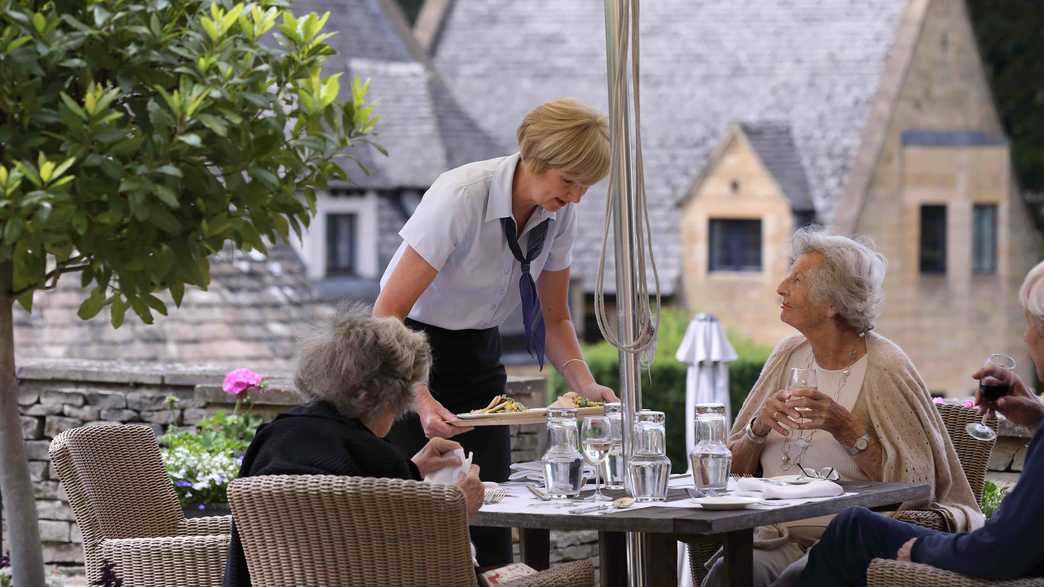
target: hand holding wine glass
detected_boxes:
[967,354,1016,441]
[972,364,1044,431]
[581,416,612,502]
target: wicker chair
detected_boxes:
[867,559,1044,586]
[49,423,232,586]
[228,475,594,587]
[684,403,998,583]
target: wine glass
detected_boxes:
[966,353,1016,441]
[581,416,612,502]
[782,368,818,469]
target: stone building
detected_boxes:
[422,0,1042,395]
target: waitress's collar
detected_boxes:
[485,152,557,235]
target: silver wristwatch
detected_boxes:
[846,432,871,456]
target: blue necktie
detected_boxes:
[501,217,551,369]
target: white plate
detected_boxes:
[691,496,762,510]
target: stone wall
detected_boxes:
[986,417,1033,491]
[2,359,581,576]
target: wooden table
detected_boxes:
[472,481,930,587]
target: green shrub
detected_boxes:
[549,309,771,470]
[980,479,1009,519]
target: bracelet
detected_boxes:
[559,358,586,372]
[745,417,768,444]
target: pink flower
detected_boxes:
[932,397,945,405]
[963,399,977,409]
[223,368,264,396]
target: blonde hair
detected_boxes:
[1019,260,1044,330]
[791,227,887,335]
[516,98,610,186]
[294,303,431,419]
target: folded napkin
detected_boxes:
[424,448,473,485]
[735,477,844,500]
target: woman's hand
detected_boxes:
[411,437,463,478]
[457,464,484,518]
[579,382,619,403]
[753,389,802,437]
[973,367,1044,430]
[897,538,916,562]
[416,393,472,438]
[785,388,855,437]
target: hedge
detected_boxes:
[548,309,772,471]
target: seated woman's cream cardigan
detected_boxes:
[728,332,984,533]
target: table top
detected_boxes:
[472,481,930,536]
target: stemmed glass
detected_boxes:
[782,367,817,470]
[966,353,1016,442]
[581,416,613,502]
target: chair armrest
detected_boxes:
[893,509,949,531]
[177,514,233,535]
[683,536,723,585]
[868,559,1044,587]
[100,534,230,586]
[503,560,594,587]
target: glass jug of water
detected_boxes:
[542,407,583,498]
[602,402,625,489]
[627,410,671,501]
[689,403,732,493]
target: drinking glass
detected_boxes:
[581,416,613,502]
[782,368,818,469]
[966,353,1016,442]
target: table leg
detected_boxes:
[519,528,550,570]
[599,531,627,587]
[645,533,679,586]
[722,529,753,587]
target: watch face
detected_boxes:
[855,437,868,450]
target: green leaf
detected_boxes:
[153,184,180,208]
[32,12,46,34]
[177,133,202,147]
[170,281,185,307]
[248,167,279,190]
[156,165,182,178]
[16,290,34,313]
[110,297,126,328]
[3,216,23,245]
[197,114,227,137]
[145,294,168,316]
[77,289,107,320]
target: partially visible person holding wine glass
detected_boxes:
[796,259,1044,586]
[967,353,1017,441]
[581,416,612,502]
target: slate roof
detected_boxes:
[901,129,1008,147]
[431,0,910,293]
[740,122,815,212]
[14,245,327,366]
[294,0,504,190]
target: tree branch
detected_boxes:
[9,258,89,298]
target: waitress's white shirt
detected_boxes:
[380,153,577,330]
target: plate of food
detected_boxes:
[451,393,605,427]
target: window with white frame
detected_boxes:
[326,212,358,276]
[972,204,997,275]
[708,218,762,272]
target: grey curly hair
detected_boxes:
[790,227,887,335]
[294,303,431,419]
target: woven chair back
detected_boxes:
[64,424,184,539]
[229,475,479,587]
[937,403,997,504]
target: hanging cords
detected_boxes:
[593,0,661,360]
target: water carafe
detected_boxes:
[627,410,671,501]
[542,407,583,498]
[602,402,625,489]
[689,403,732,493]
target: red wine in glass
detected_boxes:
[979,379,1011,402]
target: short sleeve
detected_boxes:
[544,204,577,271]
[398,175,475,271]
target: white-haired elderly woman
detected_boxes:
[701,228,982,587]
[223,305,484,587]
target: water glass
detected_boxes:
[689,403,732,494]
[628,410,671,502]
[542,408,583,498]
[603,402,625,489]
[581,416,612,502]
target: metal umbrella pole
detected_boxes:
[603,0,648,584]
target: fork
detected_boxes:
[484,487,507,504]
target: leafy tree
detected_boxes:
[0,0,378,582]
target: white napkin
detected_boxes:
[735,477,843,500]
[423,449,473,485]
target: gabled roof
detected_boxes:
[295,0,504,190]
[739,122,815,212]
[430,0,914,293]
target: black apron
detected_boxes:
[386,318,513,567]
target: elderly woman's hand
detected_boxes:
[457,465,484,518]
[785,388,855,436]
[753,389,802,437]
[974,367,1044,431]
[411,437,464,478]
